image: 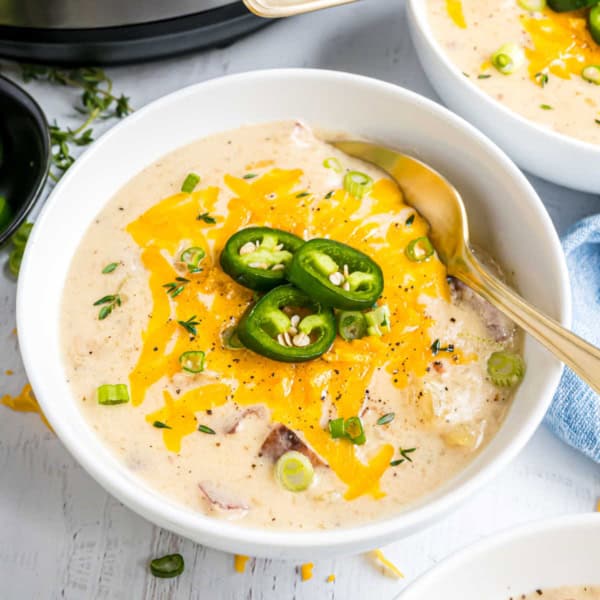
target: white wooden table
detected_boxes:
[1,1,598,598]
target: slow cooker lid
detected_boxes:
[0,0,237,29]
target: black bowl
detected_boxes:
[0,74,50,246]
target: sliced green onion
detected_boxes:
[181,172,201,193]
[376,413,395,426]
[97,383,129,405]
[337,311,367,341]
[102,262,119,274]
[179,350,205,374]
[8,248,23,277]
[365,305,391,337]
[343,171,374,199]
[491,43,525,75]
[323,157,343,173]
[582,65,600,85]
[275,450,314,492]
[328,417,346,439]
[150,554,185,578]
[406,237,434,262]
[11,222,33,249]
[180,246,205,272]
[487,351,525,387]
[198,424,216,435]
[0,196,12,232]
[344,416,366,445]
[517,0,546,11]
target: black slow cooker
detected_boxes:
[0,1,268,65]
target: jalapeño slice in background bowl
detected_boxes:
[220,227,305,291]
[237,284,336,362]
[288,239,384,310]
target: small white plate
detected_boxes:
[402,513,600,599]
[407,0,600,194]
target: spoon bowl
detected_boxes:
[333,139,600,395]
[0,74,50,247]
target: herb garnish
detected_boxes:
[20,65,132,182]
[198,424,216,435]
[595,119,600,125]
[325,190,335,200]
[376,413,395,426]
[535,72,549,87]
[93,294,122,320]
[153,421,172,429]
[243,173,258,180]
[163,276,190,298]
[477,74,491,79]
[390,447,417,466]
[431,339,455,355]
[102,262,119,274]
[178,315,200,336]
[405,214,415,226]
[181,173,201,194]
[540,104,553,110]
[197,212,217,224]
[296,192,310,198]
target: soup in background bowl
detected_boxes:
[17,70,569,558]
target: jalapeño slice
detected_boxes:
[220,227,304,291]
[288,239,384,310]
[237,285,336,362]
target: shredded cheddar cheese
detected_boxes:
[300,562,314,581]
[234,554,250,573]
[1,383,53,431]
[370,549,404,579]
[126,168,459,500]
[446,0,467,29]
[327,574,336,583]
[521,8,600,83]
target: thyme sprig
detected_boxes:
[178,315,200,336]
[93,293,122,320]
[20,64,132,182]
[163,276,190,298]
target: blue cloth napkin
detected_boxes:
[544,214,600,463]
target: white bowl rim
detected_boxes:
[406,0,599,156]
[402,512,600,597]
[16,68,572,555]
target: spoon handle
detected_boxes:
[457,254,600,395]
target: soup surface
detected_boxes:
[514,586,600,599]
[61,121,521,530]
[427,1,600,145]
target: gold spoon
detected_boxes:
[243,0,358,18]
[332,140,600,394]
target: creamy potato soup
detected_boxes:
[428,1,600,145]
[61,121,523,530]
[513,586,600,599]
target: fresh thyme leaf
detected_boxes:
[197,212,217,224]
[153,421,172,430]
[163,277,190,298]
[399,447,416,462]
[376,413,395,426]
[102,262,119,274]
[431,339,441,355]
[20,64,133,183]
[477,74,491,79]
[390,459,405,467]
[94,293,121,320]
[405,214,415,226]
[243,173,258,179]
[198,424,216,435]
[325,190,335,200]
[296,192,310,198]
[178,315,200,336]
[540,104,553,110]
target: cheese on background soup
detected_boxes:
[428,1,600,145]
[61,121,520,530]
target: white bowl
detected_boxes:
[402,513,600,598]
[406,1,600,194]
[17,69,570,559]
